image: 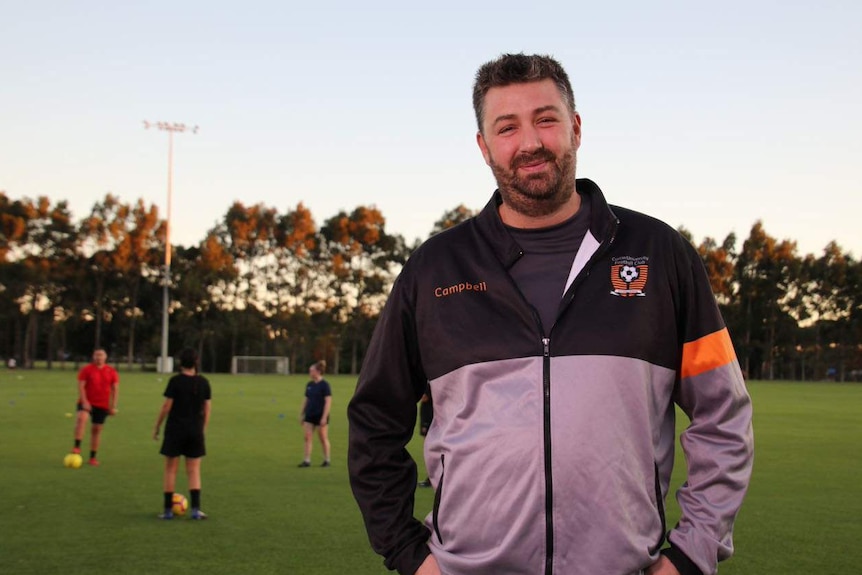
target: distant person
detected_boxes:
[72,348,119,466]
[6,357,16,369]
[298,360,332,467]
[153,348,212,520]
[348,53,754,575]
[417,384,433,488]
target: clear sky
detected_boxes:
[2,1,860,257]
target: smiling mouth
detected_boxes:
[513,150,555,171]
[518,160,548,173]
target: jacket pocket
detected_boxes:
[432,453,445,544]
[649,461,667,555]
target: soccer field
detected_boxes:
[1,370,860,574]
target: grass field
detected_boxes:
[1,370,860,574]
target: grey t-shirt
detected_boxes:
[506,193,591,335]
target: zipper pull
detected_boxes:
[542,337,550,357]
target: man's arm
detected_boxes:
[415,554,441,575]
[348,274,432,575]
[665,240,754,575]
[109,382,119,414]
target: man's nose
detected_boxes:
[519,126,543,152]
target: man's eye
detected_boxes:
[498,126,515,134]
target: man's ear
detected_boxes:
[572,112,582,150]
[476,131,492,166]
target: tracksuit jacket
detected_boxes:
[348,179,754,575]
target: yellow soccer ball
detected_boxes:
[64,453,83,469]
[172,493,189,515]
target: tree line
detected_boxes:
[1,191,859,381]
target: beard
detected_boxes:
[489,141,577,219]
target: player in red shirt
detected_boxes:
[72,348,119,466]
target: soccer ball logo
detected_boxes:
[619,265,639,283]
[610,260,649,297]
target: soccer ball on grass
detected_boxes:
[64,453,83,469]
[172,493,189,515]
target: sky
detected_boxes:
[2,1,860,258]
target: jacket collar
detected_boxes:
[474,178,618,269]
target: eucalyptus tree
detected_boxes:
[804,242,859,380]
[735,221,801,379]
[321,205,409,373]
[170,232,238,372]
[77,194,162,363]
[0,194,77,367]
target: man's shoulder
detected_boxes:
[611,204,690,242]
[402,215,484,275]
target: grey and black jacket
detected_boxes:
[348,179,754,575]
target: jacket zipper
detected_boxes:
[432,453,445,544]
[539,220,617,575]
[542,336,553,575]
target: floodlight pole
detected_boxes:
[143,121,198,373]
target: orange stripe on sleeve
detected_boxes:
[681,328,737,379]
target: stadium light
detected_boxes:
[143,121,199,373]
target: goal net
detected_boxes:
[231,356,291,375]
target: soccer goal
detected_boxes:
[231,356,291,375]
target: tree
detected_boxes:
[0,192,31,361]
[321,205,409,373]
[77,195,163,363]
[430,205,476,236]
[804,242,859,380]
[735,221,801,379]
[0,195,77,367]
[171,232,238,372]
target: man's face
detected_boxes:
[476,79,581,219]
[93,350,107,366]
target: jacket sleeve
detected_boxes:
[348,272,432,575]
[668,239,754,575]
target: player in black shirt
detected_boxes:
[298,360,332,467]
[153,348,212,519]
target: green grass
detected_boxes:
[1,371,860,574]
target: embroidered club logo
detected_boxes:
[610,256,649,297]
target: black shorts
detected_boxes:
[303,414,329,426]
[77,402,110,425]
[160,425,206,458]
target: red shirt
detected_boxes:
[78,363,119,409]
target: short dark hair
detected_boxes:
[472,53,576,133]
[179,348,198,370]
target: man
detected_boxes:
[348,53,754,575]
[72,348,119,466]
